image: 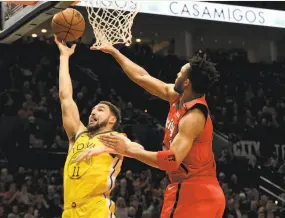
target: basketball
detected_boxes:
[51,8,85,42]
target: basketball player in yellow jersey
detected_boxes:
[54,35,123,218]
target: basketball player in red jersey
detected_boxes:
[84,45,225,218]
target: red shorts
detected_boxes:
[161,177,225,218]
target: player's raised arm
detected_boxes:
[92,45,178,103]
[54,36,85,145]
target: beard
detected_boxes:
[174,80,184,94]
[87,118,108,133]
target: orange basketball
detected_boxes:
[51,8,85,42]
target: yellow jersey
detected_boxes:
[63,130,123,203]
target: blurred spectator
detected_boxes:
[115,197,128,218]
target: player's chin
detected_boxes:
[87,123,98,131]
[174,85,183,94]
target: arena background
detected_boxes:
[0,1,284,218]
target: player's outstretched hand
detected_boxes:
[90,43,117,54]
[72,146,118,163]
[72,147,104,163]
[98,133,131,155]
[54,35,76,57]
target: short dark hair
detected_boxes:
[99,101,121,130]
[188,53,219,94]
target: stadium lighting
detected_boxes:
[125,43,131,47]
[31,34,37,38]
[136,38,141,43]
[41,29,47,33]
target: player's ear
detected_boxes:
[109,115,117,125]
[184,78,190,87]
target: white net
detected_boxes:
[85,0,139,48]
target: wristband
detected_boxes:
[157,150,178,171]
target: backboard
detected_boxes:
[0,1,77,44]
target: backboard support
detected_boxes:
[0,1,77,44]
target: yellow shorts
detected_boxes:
[62,195,115,218]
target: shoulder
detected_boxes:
[186,103,208,120]
[179,108,206,135]
[71,126,88,142]
[181,108,206,125]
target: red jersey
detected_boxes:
[163,95,216,183]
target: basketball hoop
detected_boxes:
[3,1,38,20]
[83,0,139,48]
[3,2,23,20]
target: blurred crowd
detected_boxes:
[207,49,285,142]
[0,37,284,217]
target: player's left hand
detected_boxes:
[98,133,131,155]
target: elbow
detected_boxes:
[169,157,181,171]
[135,72,150,86]
[138,144,145,150]
[173,160,181,171]
[59,91,65,100]
[160,162,180,172]
[60,97,74,109]
[59,90,72,100]
[130,66,149,80]
[169,150,183,171]
[138,67,150,78]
